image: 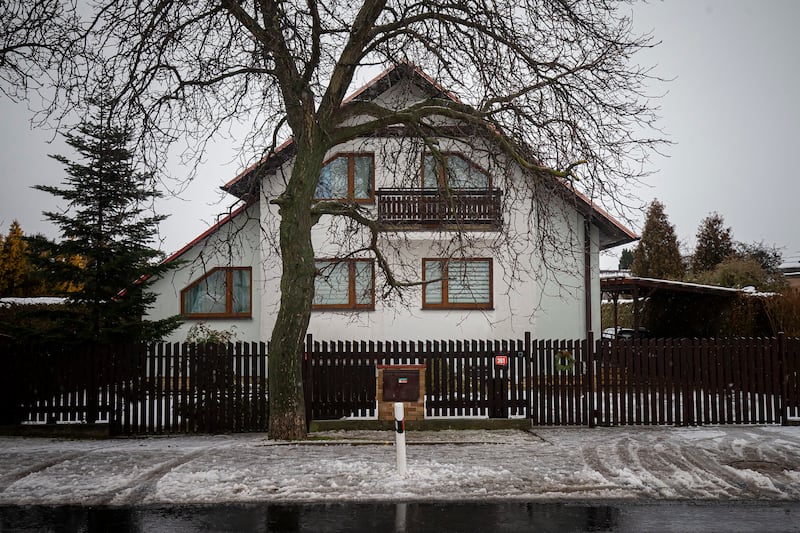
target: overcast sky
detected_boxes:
[1,0,798,270]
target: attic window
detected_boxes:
[181,267,252,318]
[423,153,489,190]
[315,153,374,202]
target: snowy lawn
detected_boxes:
[0,426,798,505]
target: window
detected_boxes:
[422,258,493,309]
[313,258,375,310]
[314,153,374,202]
[181,267,252,318]
[423,153,489,190]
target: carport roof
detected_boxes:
[601,275,741,298]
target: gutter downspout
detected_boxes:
[584,216,592,337]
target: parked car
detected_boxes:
[601,327,650,340]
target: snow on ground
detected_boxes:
[0,426,798,505]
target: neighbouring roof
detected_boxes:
[781,266,800,276]
[0,297,69,306]
[215,62,636,250]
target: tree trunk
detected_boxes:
[267,138,325,440]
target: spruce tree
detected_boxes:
[618,248,634,270]
[692,212,733,274]
[631,200,684,280]
[32,107,180,344]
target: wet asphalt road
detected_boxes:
[2,501,800,533]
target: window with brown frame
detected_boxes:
[314,153,374,202]
[422,258,493,309]
[181,267,252,318]
[313,258,375,310]
[422,153,490,190]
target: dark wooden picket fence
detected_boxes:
[1,342,268,435]
[304,333,800,427]
[595,336,799,426]
[2,334,799,434]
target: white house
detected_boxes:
[146,64,636,343]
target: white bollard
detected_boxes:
[393,401,407,476]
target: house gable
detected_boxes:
[220,63,635,250]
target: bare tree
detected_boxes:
[3,1,663,439]
[0,1,80,104]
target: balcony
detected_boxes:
[376,188,502,229]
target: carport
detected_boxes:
[600,275,740,337]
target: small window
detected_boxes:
[315,153,374,202]
[423,153,489,190]
[181,267,252,318]
[422,258,492,309]
[313,258,375,310]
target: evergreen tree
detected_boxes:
[32,106,180,344]
[692,212,733,274]
[23,233,86,296]
[0,220,29,296]
[631,200,684,280]
[618,248,634,270]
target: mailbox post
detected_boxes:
[394,402,407,476]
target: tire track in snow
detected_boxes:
[0,441,121,493]
[610,435,699,498]
[623,439,697,499]
[578,439,626,494]
[0,452,88,492]
[660,441,753,499]
[708,428,800,498]
[92,448,211,505]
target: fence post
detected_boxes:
[86,343,98,424]
[524,331,532,419]
[779,332,788,426]
[304,333,313,431]
[587,331,595,428]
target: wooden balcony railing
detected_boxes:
[376,188,502,228]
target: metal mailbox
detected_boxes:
[382,369,421,402]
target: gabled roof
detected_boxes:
[220,62,636,249]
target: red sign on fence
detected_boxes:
[494,355,508,367]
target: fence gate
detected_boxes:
[594,335,800,426]
[528,337,593,426]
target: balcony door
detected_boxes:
[422,153,489,191]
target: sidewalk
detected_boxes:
[0,426,798,506]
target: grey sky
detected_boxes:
[614,0,800,268]
[0,0,798,269]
